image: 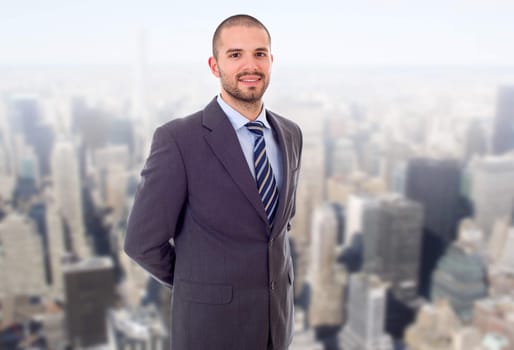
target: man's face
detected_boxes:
[209,25,273,104]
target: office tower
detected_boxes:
[464,119,487,162]
[338,194,369,273]
[277,99,326,301]
[469,154,514,236]
[0,212,47,297]
[488,219,514,298]
[12,141,39,206]
[8,95,54,177]
[363,195,423,301]
[108,305,168,350]
[430,243,488,322]
[345,195,367,248]
[92,145,130,226]
[0,102,15,200]
[339,274,393,350]
[404,299,463,350]
[473,297,514,348]
[360,195,423,338]
[45,191,66,298]
[492,86,514,155]
[329,137,358,180]
[63,257,116,348]
[488,219,514,271]
[405,157,462,296]
[8,95,42,137]
[360,133,383,177]
[391,161,407,195]
[51,139,90,258]
[374,128,414,194]
[307,203,346,329]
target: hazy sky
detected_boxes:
[1,0,514,66]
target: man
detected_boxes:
[124,14,302,350]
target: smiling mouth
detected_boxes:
[239,77,261,83]
[237,72,264,83]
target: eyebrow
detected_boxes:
[225,47,269,54]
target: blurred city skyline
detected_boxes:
[1,3,514,350]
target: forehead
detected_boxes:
[217,25,270,49]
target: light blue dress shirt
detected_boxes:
[217,95,283,191]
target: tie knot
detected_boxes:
[245,121,265,137]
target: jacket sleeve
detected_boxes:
[124,125,187,288]
[290,124,303,219]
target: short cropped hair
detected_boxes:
[212,14,271,58]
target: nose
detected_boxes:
[241,55,259,71]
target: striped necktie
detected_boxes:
[245,121,279,226]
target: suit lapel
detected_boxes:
[202,98,269,225]
[267,111,295,237]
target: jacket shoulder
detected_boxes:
[155,109,204,141]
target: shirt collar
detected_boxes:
[216,94,270,131]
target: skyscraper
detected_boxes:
[339,273,393,350]
[363,195,424,301]
[492,86,514,155]
[45,191,66,298]
[63,257,116,348]
[286,100,326,301]
[430,244,488,322]
[8,95,54,177]
[307,203,346,329]
[0,212,47,298]
[464,119,487,162]
[329,137,358,180]
[469,153,514,236]
[0,100,14,179]
[405,157,462,296]
[51,139,90,258]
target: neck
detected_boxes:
[220,93,263,121]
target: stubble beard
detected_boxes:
[220,71,270,107]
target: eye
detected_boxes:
[229,52,241,58]
[256,52,267,57]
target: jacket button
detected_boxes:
[270,281,275,290]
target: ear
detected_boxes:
[208,56,220,78]
[271,53,274,63]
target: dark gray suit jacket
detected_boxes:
[124,97,302,350]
